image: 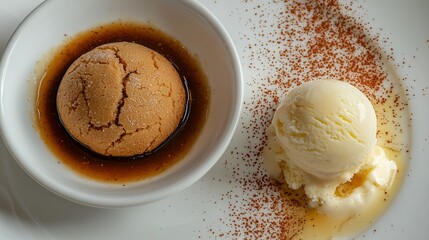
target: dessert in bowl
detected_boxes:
[0,0,242,207]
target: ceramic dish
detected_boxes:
[0,0,243,207]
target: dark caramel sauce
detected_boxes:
[35,21,210,184]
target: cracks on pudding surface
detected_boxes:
[87,121,115,132]
[98,46,129,71]
[74,47,138,132]
[96,46,129,128]
[150,51,160,70]
[148,122,163,150]
[97,46,167,155]
[65,91,82,115]
[104,122,162,155]
[156,81,173,97]
[79,76,92,132]
[114,70,137,128]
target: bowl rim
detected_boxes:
[0,0,243,208]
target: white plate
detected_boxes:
[0,0,428,239]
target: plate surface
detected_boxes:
[0,0,428,239]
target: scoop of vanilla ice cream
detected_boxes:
[272,79,377,181]
[263,79,398,216]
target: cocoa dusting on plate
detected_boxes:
[211,0,410,239]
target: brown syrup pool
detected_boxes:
[35,21,210,184]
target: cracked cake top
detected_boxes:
[56,42,186,157]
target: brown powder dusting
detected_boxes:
[222,176,308,239]
[210,0,409,239]
[250,0,395,102]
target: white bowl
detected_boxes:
[0,0,242,207]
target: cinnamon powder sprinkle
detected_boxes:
[209,0,409,239]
